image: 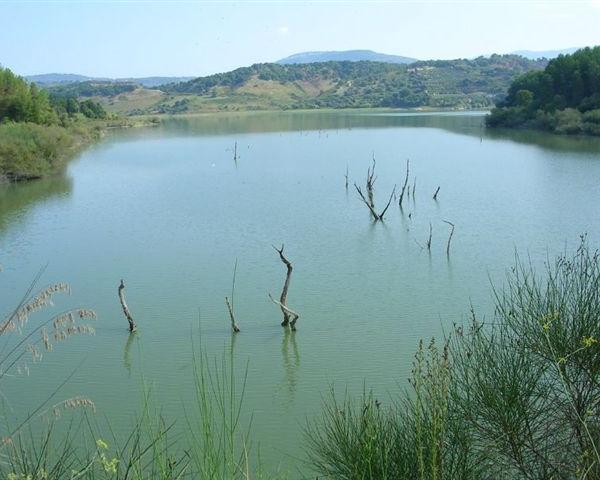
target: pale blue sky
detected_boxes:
[1,0,599,77]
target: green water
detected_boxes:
[1,110,600,473]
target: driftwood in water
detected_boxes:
[354,183,380,220]
[366,157,376,210]
[118,279,136,332]
[268,294,299,331]
[398,159,410,207]
[272,245,299,329]
[443,220,455,255]
[354,183,396,221]
[426,222,432,251]
[433,186,441,200]
[354,157,396,221]
[344,165,349,190]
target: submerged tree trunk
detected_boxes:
[427,222,432,251]
[398,159,410,207]
[444,220,455,255]
[272,245,299,330]
[118,279,136,332]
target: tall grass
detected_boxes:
[306,237,600,479]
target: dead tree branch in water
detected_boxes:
[268,294,299,331]
[271,245,299,329]
[426,222,432,251]
[233,141,238,163]
[412,177,417,199]
[378,185,397,220]
[433,186,441,200]
[443,220,455,255]
[354,183,396,221]
[366,157,376,210]
[118,279,136,332]
[225,259,240,333]
[354,183,380,220]
[344,165,349,190]
[398,159,410,207]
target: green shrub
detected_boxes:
[0,122,73,180]
[307,238,600,479]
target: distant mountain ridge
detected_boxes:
[508,47,581,60]
[276,49,417,65]
[26,73,194,88]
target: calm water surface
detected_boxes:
[1,111,599,474]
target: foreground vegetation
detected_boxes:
[308,238,600,479]
[1,239,598,478]
[487,46,600,135]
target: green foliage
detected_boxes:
[487,46,600,135]
[0,123,74,180]
[0,67,57,125]
[160,56,546,111]
[0,66,108,180]
[307,238,600,479]
[46,81,137,98]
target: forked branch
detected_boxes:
[272,245,298,329]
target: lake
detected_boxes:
[1,110,599,474]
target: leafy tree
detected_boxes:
[487,46,600,135]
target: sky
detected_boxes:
[1,0,599,78]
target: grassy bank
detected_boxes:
[0,66,159,182]
[0,117,159,182]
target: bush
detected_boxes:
[307,238,600,479]
[0,122,74,180]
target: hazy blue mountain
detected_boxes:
[117,76,195,87]
[25,73,98,85]
[276,49,417,65]
[510,47,581,59]
[25,74,194,88]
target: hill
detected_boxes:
[276,49,417,65]
[154,55,546,113]
[486,46,600,135]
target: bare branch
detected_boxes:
[427,222,432,251]
[354,183,379,220]
[272,245,297,328]
[398,159,410,207]
[378,185,397,220]
[268,294,299,331]
[118,280,136,333]
[443,220,455,255]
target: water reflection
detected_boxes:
[123,331,137,377]
[281,329,299,407]
[484,126,600,153]
[0,176,72,233]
